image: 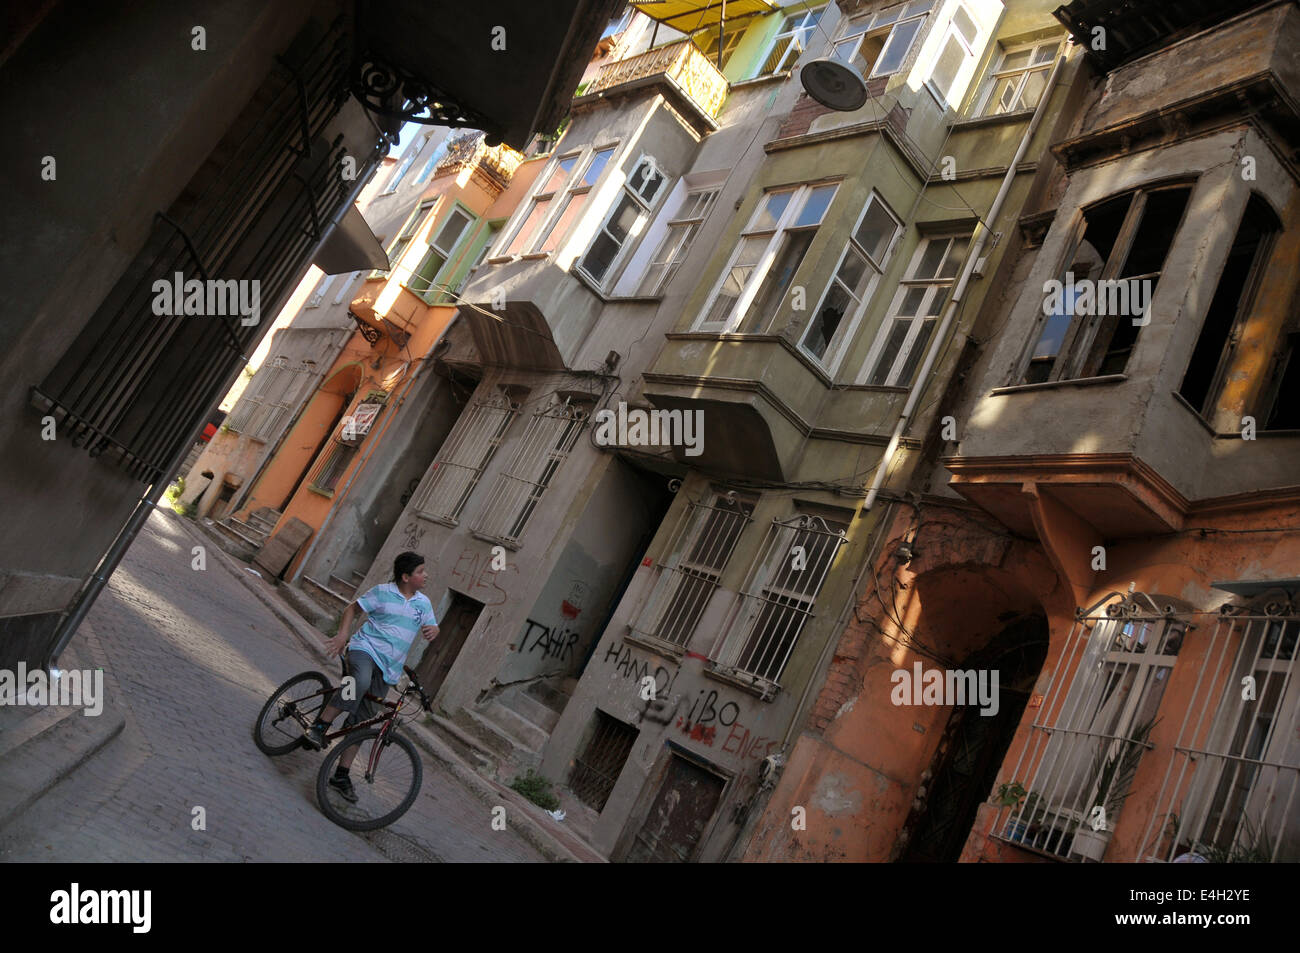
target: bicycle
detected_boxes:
[253,659,432,831]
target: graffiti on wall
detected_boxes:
[599,639,778,761]
[449,547,517,606]
[517,618,581,662]
[400,520,426,552]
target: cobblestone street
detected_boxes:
[0,509,546,863]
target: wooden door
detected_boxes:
[624,754,725,863]
[415,592,482,700]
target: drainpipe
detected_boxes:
[863,51,1067,512]
[45,149,383,670]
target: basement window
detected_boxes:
[1178,195,1280,427]
[1022,183,1191,385]
[570,710,639,813]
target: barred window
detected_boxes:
[634,491,754,648]
[410,393,520,524]
[711,512,847,691]
[225,359,311,442]
[471,396,590,545]
[1140,603,1300,863]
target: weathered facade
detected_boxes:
[743,0,1300,863]
[0,0,623,670]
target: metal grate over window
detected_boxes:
[30,18,360,484]
[471,396,590,545]
[711,512,847,691]
[1138,599,1300,863]
[410,393,519,524]
[994,594,1182,861]
[570,710,638,812]
[633,491,754,648]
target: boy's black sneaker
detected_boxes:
[328,774,359,803]
[301,723,327,751]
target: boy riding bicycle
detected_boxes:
[301,551,438,802]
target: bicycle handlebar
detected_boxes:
[403,665,432,712]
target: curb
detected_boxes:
[171,511,602,863]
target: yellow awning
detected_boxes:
[631,1,778,33]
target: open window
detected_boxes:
[578,155,669,288]
[1023,183,1192,384]
[409,206,476,300]
[373,199,437,277]
[697,182,838,334]
[926,3,981,106]
[831,0,931,82]
[800,191,902,369]
[1178,194,1280,427]
[636,186,720,297]
[758,6,825,75]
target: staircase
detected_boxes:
[210,506,281,562]
[443,676,577,782]
[301,568,367,615]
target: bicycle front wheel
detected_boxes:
[316,727,423,831]
[254,671,333,756]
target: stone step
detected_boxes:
[327,573,358,600]
[452,708,539,767]
[482,700,550,752]
[300,575,350,616]
[228,517,269,543]
[499,688,561,732]
[0,703,125,831]
[208,520,261,560]
[246,513,278,535]
[524,679,572,716]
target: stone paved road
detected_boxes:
[0,509,546,863]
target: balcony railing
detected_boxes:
[582,39,728,120]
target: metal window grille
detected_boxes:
[309,439,357,493]
[1138,599,1300,863]
[471,396,589,545]
[633,492,754,647]
[569,710,638,812]
[410,394,519,524]
[30,17,360,484]
[993,593,1185,861]
[712,513,847,690]
[225,361,308,442]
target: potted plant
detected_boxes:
[1070,718,1157,862]
[993,782,1044,843]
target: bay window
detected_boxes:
[927,3,980,106]
[979,37,1060,116]
[697,183,838,334]
[862,232,969,387]
[578,156,668,287]
[831,0,932,81]
[800,192,902,368]
[759,7,825,75]
[504,152,580,255]
[637,187,720,297]
[535,145,617,252]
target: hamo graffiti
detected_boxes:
[603,640,678,697]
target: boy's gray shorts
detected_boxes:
[332,649,390,727]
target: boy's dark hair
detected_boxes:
[393,551,425,584]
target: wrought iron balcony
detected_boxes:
[578,39,728,127]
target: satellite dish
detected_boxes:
[800,58,867,112]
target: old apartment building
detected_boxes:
[742,0,1300,864]
[0,0,621,671]
[328,0,1114,862]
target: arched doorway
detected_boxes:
[898,615,1049,863]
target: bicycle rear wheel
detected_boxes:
[254,671,333,756]
[316,727,423,831]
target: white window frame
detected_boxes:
[408,205,477,300]
[635,185,721,298]
[831,0,932,80]
[576,154,670,289]
[799,191,903,372]
[924,2,981,107]
[976,36,1062,116]
[758,6,826,76]
[533,144,618,253]
[502,151,582,256]
[859,231,969,387]
[694,181,839,334]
